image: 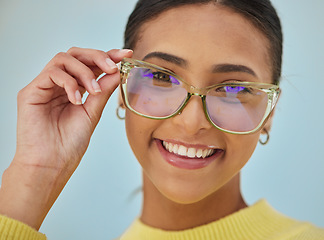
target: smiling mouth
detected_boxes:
[162,140,217,159]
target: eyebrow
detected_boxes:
[142,51,256,77]
[212,64,256,76]
[142,52,188,67]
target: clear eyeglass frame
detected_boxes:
[120,58,281,135]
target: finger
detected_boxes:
[82,72,120,125]
[106,49,133,63]
[48,67,84,105]
[89,48,133,78]
[27,67,82,105]
[67,47,133,76]
[67,47,116,75]
[49,52,101,96]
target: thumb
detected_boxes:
[82,71,120,128]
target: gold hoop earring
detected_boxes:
[259,129,270,145]
[116,105,125,120]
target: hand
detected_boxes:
[0,47,133,230]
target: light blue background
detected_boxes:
[0,0,323,239]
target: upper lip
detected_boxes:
[157,138,223,150]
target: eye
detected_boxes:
[214,85,251,94]
[141,69,170,81]
[152,72,180,85]
[210,84,256,104]
[141,68,180,85]
[223,86,250,94]
[153,72,171,81]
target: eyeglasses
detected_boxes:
[120,58,281,135]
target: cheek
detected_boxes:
[124,108,261,204]
[224,133,260,170]
[125,110,158,167]
[125,111,145,161]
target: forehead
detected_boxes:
[133,3,272,83]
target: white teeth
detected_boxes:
[162,141,215,159]
[172,144,179,154]
[208,149,213,157]
[187,148,196,158]
[178,145,187,156]
[168,143,173,152]
[202,149,208,158]
[196,149,203,158]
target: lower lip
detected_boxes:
[155,140,224,170]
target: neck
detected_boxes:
[140,173,247,231]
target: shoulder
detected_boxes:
[287,223,324,240]
[254,200,324,240]
[238,200,324,240]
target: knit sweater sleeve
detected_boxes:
[0,215,46,240]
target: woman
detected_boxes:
[0,0,323,239]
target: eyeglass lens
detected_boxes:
[125,67,269,133]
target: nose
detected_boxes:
[171,95,212,135]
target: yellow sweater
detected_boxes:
[120,200,324,240]
[0,200,323,240]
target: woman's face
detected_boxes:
[125,3,272,204]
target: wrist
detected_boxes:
[0,159,67,230]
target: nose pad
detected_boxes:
[172,95,212,133]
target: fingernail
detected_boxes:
[119,49,133,54]
[75,90,82,105]
[106,58,118,70]
[91,79,102,93]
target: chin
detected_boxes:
[156,179,219,205]
[165,193,210,205]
